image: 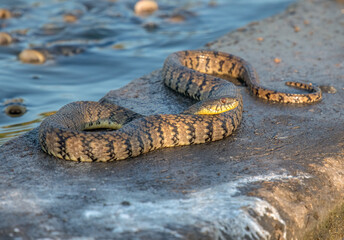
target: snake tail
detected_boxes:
[166,50,322,104]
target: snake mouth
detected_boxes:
[195,97,239,115]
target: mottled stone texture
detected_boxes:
[1,0,343,239]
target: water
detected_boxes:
[0,0,294,145]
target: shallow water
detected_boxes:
[0,0,294,145]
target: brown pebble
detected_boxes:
[134,0,158,15]
[274,58,281,64]
[19,49,46,64]
[63,14,78,23]
[168,15,185,23]
[0,9,12,19]
[4,98,26,117]
[303,20,309,25]
[0,32,13,45]
[112,43,125,49]
[256,37,264,42]
[294,26,300,32]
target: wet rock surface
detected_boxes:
[1,0,343,239]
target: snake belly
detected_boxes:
[39,50,321,162]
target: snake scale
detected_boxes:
[39,50,322,162]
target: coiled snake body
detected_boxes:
[39,50,322,162]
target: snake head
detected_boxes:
[183,97,239,115]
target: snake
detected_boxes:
[38,50,322,162]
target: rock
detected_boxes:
[0,8,12,19]
[18,46,84,64]
[134,0,158,15]
[18,49,47,64]
[18,49,46,64]
[3,98,26,117]
[1,0,344,239]
[0,32,13,45]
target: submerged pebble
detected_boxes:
[3,98,27,117]
[63,14,78,23]
[142,22,159,30]
[168,14,186,23]
[160,9,195,23]
[52,45,85,56]
[41,23,66,36]
[134,0,158,15]
[0,32,13,45]
[112,43,125,49]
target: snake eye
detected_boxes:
[220,98,227,104]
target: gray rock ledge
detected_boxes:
[1,0,343,239]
